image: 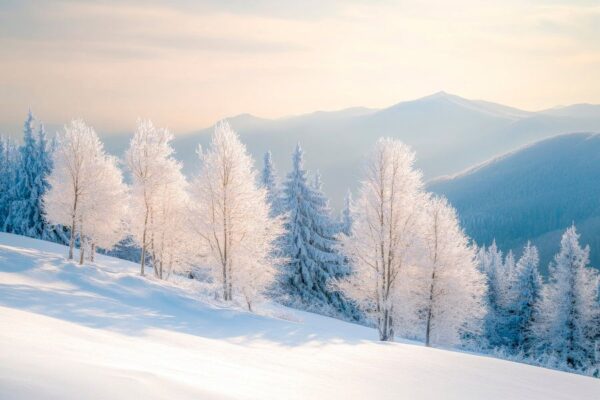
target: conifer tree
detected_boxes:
[340,190,354,236]
[260,150,283,217]
[281,144,356,319]
[531,226,600,371]
[3,111,56,241]
[35,123,66,243]
[479,241,509,348]
[0,137,16,227]
[507,242,542,352]
[4,111,35,234]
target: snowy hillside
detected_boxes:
[0,233,598,399]
[98,92,600,208]
[429,132,600,271]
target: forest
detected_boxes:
[0,111,599,377]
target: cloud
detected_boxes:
[0,0,598,133]
[0,1,304,61]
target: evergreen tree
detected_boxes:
[36,123,65,243]
[0,136,16,227]
[4,112,62,242]
[260,150,283,217]
[340,190,353,236]
[281,144,356,319]
[479,241,510,348]
[507,242,542,352]
[531,226,600,371]
[4,110,38,235]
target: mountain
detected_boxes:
[1,232,598,399]
[429,133,600,272]
[95,92,600,209]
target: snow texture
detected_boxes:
[1,233,598,399]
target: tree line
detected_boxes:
[0,111,598,377]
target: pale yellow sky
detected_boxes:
[1,0,599,134]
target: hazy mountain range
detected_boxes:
[430,133,600,271]
[6,91,600,267]
[97,92,600,211]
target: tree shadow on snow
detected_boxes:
[0,244,373,347]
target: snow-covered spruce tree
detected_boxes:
[125,119,181,276]
[339,190,354,236]
[531,226,600,372]
[280,144,357,319]
[260,151,283,217]
[0,136,17,228]
[36,123,67,243]
[478,241,511,349]
[421,196,486,347]
[504,242,542,353]
[190,122,284,310]
[504,250,516,289]
[337,138,426,341]
[43,119,106,261]
[4,111,57,241]
[3,111,35,234]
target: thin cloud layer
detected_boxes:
[0,0,599,134]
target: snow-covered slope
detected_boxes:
[99,92,600,209]
[429,132,600,271]
[0,233,598,399]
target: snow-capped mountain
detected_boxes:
[429,132,600,271]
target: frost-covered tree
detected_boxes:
[421,196,486,347]
[77,153,128,263]
[505,242,542,352]
[126,119,181,276]
[3,111,35,234]
[43,119,107,261]
[504,250,516,288]
[149,169,190,279]
[36,123,66,243]
[4,111,57,240]
[340,190,354,236]
[190,122,284,309]
[281,144,356,319]
[260,150,283,217]
[531,226,600,371]
[337,138,426,341]
[478,241,511,348]
[0,136,17,227]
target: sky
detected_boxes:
[0,0,599,135]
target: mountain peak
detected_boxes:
[430,90,451,97]
[419,91,457,101]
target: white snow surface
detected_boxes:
[0,233,598,399]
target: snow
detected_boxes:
[0,233,598,399]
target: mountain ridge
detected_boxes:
[86,91,600,209]
[429,132,600,271]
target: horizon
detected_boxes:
[1,89,598,139]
